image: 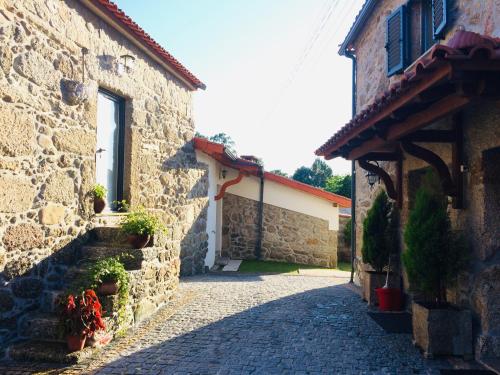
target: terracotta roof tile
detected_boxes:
[316,31,500,157]
[91,0,205,90]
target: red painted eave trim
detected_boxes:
[264,172,351,208]
[90,0,205,90]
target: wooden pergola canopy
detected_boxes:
[316,31,500,209]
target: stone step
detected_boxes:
[8,340,95,364]
[79,244,159,270]
[18,312,63,342]
[40,290,65,313]
[91,226,129,244]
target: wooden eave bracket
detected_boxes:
[358,158,403,208]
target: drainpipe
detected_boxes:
[345,50,357,284]
[255,166,264,260]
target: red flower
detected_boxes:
[59,290,106,337]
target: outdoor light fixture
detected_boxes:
[221,169,227,179]
[118,54,135,75]
[365,161,380,188]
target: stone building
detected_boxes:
[194,137,351,269]
[316,0,499,364]
[0,0,209,357]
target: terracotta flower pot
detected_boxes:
[93,197,106,214]
[97,281,119,295]
[67,334,86,352]
[127,234,150,249]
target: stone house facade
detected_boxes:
[316,0,500,363]
[194,137,351,269]
[0,0,208,353]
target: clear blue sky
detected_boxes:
[116,0,364,175]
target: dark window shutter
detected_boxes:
[386,6,407,76]
[432,0,447,38]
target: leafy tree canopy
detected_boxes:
[325,174,352,198]
[269,169,288,177]
[292,158,332,187]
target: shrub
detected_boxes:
[403,186,467,305]
[91,184,107,199]
[362,191,398,272]
[343,218,352,247]
[120,207,166,236]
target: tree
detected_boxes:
[195,132,237,155]
[292,158,332,187]
[310,159,332,187]
[269,169,288,177]
[292,166,314,185]
[361,191,397,273]
[325,175,352,198]
[403,178,467,305]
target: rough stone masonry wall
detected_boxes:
[222,193,338,268]
[0,0,208,347]
[352,0,500,359]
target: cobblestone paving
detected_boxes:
[1,274,468,374]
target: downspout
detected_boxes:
[345,50,357,284]
[255,166,264,260]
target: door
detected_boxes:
[96,89,125,210]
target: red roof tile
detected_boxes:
[90,0,205,90]
[194,138,351,207]
[316,31,500,157]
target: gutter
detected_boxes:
[338,0,377,55]
[345,50,357,284]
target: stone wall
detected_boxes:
[351,0,500,360]
[222,193,338,268]
[0,0,208,349]
[337,215,351,263]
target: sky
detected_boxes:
[115,0,365,176]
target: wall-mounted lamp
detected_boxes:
[221,169,227,179]
[365,161,380,188]
[117,54,135,75]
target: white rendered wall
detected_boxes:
[221,167,340,231]
[195,151,221,268]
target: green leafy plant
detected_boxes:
[83,257,130,325]
[343,218,352,247]
[91,184,107,199]
[120,207,166,236]
[362,191,398,273]
[403,185,468,306]
[112,200,130,212]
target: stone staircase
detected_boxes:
[7,214,176,364]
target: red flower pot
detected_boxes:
[97,281,119,295]
[375,287,402,311]
[127,234,150,249]
[93,198,106,214]
[67,334,86,352]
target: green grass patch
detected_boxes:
[238,260,351,274]
[337,261,352,272]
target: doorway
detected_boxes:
[96,89,125,210]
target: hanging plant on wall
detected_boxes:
[61,48,90,106]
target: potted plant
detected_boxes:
[112,199,130,213]
[120,207,166,249]
[58,290,106,352]
[91,184,107,214]
[84,257,130,326]
[403,184,470,358]
[361,191,400,307]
